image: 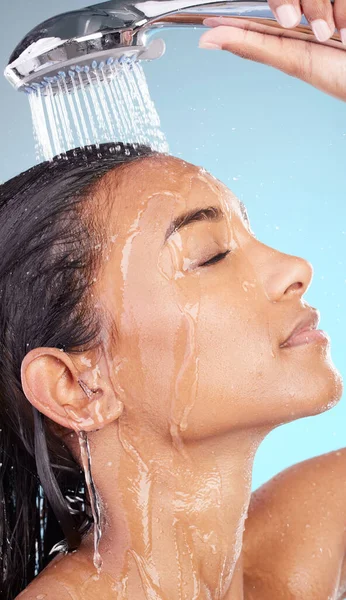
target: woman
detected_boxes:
[3,4,344,600]
[2,144,340,600]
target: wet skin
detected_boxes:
[19,155,343,599]
[243,447,346,600]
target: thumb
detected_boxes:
[199,20,310,80]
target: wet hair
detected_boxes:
[0,142,156,599]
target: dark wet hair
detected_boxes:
[0,142,156,599]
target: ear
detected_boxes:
[21,347,124,432]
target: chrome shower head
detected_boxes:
[4,0,324,97]
[5,0,339,97]
[4,0,167,95]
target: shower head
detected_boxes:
[4,0,168,95]
[6,0,340,96]
[5,0,338,96]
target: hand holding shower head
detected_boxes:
[5,0,338,97]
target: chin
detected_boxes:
[296,360,344,419]
[277,339,343,420]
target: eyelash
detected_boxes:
[201,250,231,267]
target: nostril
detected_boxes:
[285,281,303,294]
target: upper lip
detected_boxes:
[280,309,320,348]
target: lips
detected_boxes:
[280,309,329,348]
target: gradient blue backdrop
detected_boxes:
[1,1,345,491]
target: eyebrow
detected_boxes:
[164,206,222,243]
[164,201,248,244]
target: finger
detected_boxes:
[198,22,339,85]
[202,16,304,39]
[333,0,346,44]
[300,0,336,41]
[267,0,302,28]
[199,23,307,76]
[198,19,346,102]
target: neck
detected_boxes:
[77,423,269,599]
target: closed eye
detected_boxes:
[201,250,231,267]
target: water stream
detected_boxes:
[27,58,169,161]
[78,431,103,573]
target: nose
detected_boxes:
[251,240,314,303]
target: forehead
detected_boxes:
[101,154,239,237]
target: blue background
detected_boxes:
[1,1,345,491]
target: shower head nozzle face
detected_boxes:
[5,35,166,96]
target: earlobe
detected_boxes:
[76,377,124,430]
[65,377,124,430]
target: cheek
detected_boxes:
[190,295,275,429]
[191,269,272,379]
[170,280,276,437]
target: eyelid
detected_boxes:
[200,249,231,267]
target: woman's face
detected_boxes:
[95,154,343,443]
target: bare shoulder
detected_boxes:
[243,448,346,600]
[15,554,76,599]
[15,549,120,600]
[15,583,73,600]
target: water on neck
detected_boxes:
[78,430,103,574]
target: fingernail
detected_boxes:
[199,40,222,50]
[340,28,346,45]
[203,17,224,27]
[275,4,300,28]
[311,19,332,42]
